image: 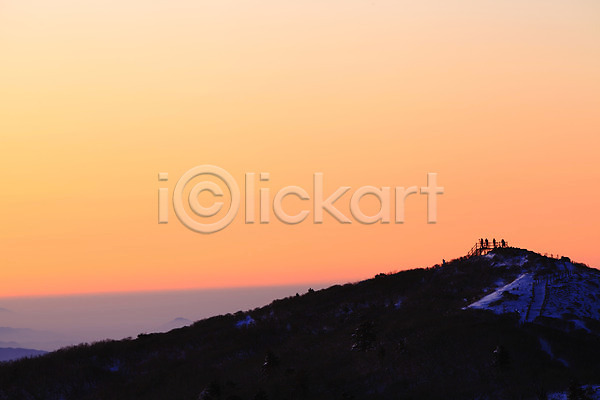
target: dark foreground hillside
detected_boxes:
[1,248,600,400]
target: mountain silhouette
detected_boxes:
[0,247,599,399]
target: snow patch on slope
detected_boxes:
[467,256,600,329]
[235,315,256,328]
[539,338,568,367]
[468,273,534,322]
[549,385,600,400]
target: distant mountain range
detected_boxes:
[0,347,46,362]
[0,327,63,361]
[0,247,599,399]
[0,326,69,351]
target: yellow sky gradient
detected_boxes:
[1,0,599,297]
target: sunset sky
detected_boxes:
[1,0,599,297]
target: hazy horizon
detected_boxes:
[0,283,332,351]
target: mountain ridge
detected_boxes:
[0,246,599,399]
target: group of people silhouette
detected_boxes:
[479,238,506,249]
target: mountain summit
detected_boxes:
[0,246,599,400]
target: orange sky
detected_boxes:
[1,0,599,297]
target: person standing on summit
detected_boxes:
[485,238,489,248]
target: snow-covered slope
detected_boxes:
[467,250,600,332]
